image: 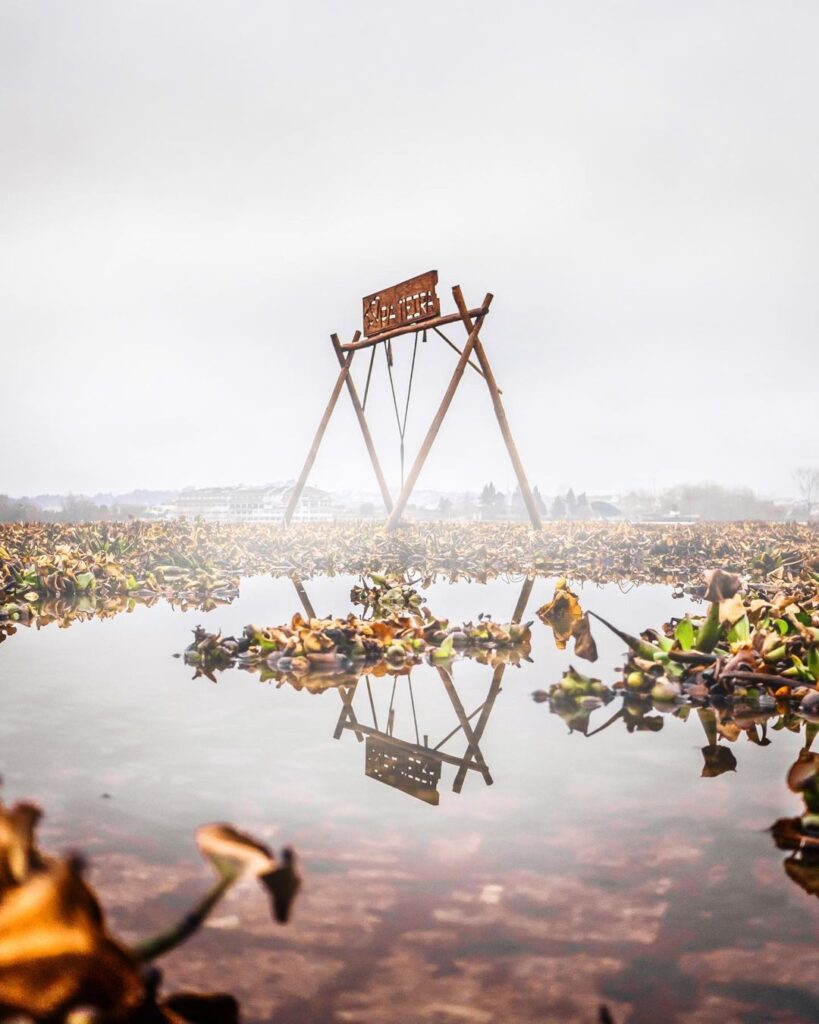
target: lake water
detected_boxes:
[2,575,818,1023]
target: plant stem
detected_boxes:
[587,611,662,660]
[131,875,233,962]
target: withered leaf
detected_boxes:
[571,613,598,662]
[537,580,583,650]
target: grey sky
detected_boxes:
[2,0,817,500]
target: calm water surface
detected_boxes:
[1,576,818,1023]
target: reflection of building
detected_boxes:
[175,484,331,523]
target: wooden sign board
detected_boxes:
[362,270,441,338]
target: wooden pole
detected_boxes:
[284,349,355,526]
[452,286,543,530]
[332,333,394,514]
[384,291,493,530]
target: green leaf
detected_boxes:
[807,647,819,683]
[695,602,721,653]
[253,631,279,651]
[432,635,455,660]
[774,618,790,635]
[727,616,750,643]
[674,618,695,651]
[790,655,814,682]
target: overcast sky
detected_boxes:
[2,0,817,500]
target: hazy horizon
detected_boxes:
[3,1,817,501]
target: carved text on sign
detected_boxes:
[362,270,441,337]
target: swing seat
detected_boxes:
[365,736,442,805]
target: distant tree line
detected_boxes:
[618,484,781,521]
[474,480,816,522]
[0,494,142,523]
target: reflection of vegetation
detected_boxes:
[536,667,818,778]
[0,796,299,1021]
[771,746,819,899]
[350,572,425,618]
[0,590,237,647]
[534,666,614,734]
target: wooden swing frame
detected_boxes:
[284,275,543,530]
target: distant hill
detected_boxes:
[26,490,180,510]
[90,489,180,508]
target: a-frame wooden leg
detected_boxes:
[452,287,543,530]
[331,334,394,515]
[384,291,494,530]
[291,576,317,620]
[284,348,355,526]
[286,331,394,525]
[334,681,365,743]
[450,575,534,791]
[511,575,535,623]
[436,666,493,791]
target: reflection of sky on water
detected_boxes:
[2,576,819,1022]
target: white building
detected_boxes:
[174,484,331,523]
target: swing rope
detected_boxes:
[361,345,377,411]
[408,676,420,746]
[384,331,420,488]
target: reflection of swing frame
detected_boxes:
[292,576,534,804]
[284,272,542,530]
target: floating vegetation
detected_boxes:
[0,791,298,1021]
[589,569,819,704]
[1,519,815,644]
[183,610,533,687]
[533,570,819,781]
[537,577,598,661]
[1,520,815,600]
[534,566,819,707]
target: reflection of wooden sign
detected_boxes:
[362,270,440,338]
[365,737,441,805]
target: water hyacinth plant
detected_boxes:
[184,609,533,688]
[0,792,299,1022]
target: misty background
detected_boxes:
[2,0,817,503]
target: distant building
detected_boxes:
[174,484,331,523]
